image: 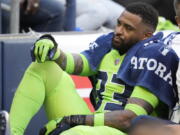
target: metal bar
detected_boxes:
[10,0,20,33]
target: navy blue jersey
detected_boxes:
[82,32,179,109]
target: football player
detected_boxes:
[9,2,179,135]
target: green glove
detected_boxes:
[39,115,87,135]
[39,117,72,135]
[39,119,61,135]
[32,34,60,63]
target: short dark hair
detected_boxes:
[126,2,158,31]
[174,0,180,14]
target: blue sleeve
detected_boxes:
[81,32,113,70]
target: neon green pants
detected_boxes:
[9,61,127,135]
[10,62,91,135]
[61,126,126,135]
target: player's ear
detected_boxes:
[175,16,180,28]
[142,31,153,40]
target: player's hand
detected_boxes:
[31,34,60,63]
[20,0,40,14]
[39,117,71,135]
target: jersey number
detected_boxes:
[95,71,133,110]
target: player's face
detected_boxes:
[175,4,180,28]
[112,11,149,54]
[175,15,180,28]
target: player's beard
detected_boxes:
[112,36,139,55]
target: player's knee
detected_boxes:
[27,61,63,77]
[29,61,59,70]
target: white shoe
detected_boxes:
[0,111,10,135]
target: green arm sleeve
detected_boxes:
[64,53,96,76]
[65,53,75,74]
[79,54,97,76]
[125,86,159,116]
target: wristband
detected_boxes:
[65,53,75,74]
[94,113,104,126]
[125,103,147,116]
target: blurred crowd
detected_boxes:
[1,0,179,33]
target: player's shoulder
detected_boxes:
[95,32,113,43]
[142,32,179,59]
[89,32,113,50]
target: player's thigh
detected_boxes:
[45,71,91,119]
[61,125,127,135]
[30,62,91,119]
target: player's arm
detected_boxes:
[55,51,96,76]
[32,34,96,76]
[84,86,159,131]
[103,86,159,131]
